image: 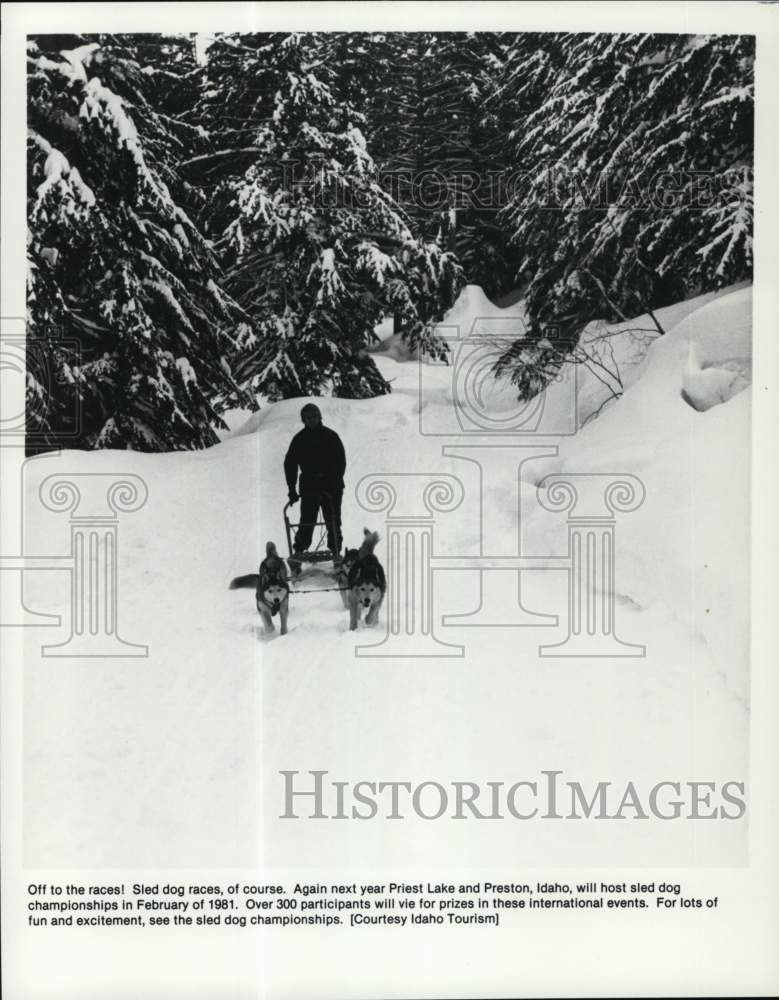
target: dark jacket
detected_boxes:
[284,425,346,495]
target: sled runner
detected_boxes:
[283,493,341,578]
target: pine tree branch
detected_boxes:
[581,267,631,323]
[581,390,621,427]
[603,218,668,337]
[180,147,263,170]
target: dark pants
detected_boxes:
[294,490,343,555]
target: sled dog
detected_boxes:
[230,542,290,636]
[347,529,386,631]
[335,545,360,609]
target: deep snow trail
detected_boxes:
[20,283,750,870]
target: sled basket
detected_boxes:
[283,493,339,570]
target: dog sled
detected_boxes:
[231,515,384,637]
[283,492,341,579]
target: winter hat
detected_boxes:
[300,403,322,420]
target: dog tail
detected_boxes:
[360,528,380,555]
[266,541,279,559]
[229,573,259,590]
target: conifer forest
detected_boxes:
[27,31,754,451]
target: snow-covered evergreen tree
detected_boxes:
[356,31,520,298]
[27,34,251,451]
[26,29,754,440]
[495,31,754,396]
[198,33,463,400]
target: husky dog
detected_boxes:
[230,542,290,636]
[347,530,386,631]
[335,545,360,609]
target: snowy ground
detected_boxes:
[21,283,751,869]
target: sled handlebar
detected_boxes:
[284,489,335,514]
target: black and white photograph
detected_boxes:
[1,2,778,998]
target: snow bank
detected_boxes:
[370,281,751,433]
[535,283,752,698]
[437,282,528,336]
[541,282,752,431]
[369,283,528,362]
